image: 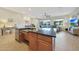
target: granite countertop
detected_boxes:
[23,28,56,37]
[37,28,56,37]
[15,27,36,30]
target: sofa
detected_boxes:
[68,27,79,35]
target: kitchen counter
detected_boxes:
[16,27,36,30]
[23,28,56,37]
[15,28,56,51]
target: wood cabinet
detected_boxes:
[19,31,25,41]
[18,31,55,51]
[15,30,26,42]
[28,32,55,51]
[38,39,52,51]
[37,34,54,51]
[28,32,38,51]
[19,31,29,42]
[38,34,52,43]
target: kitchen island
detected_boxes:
[15,28,56,51]
[15,26,36,42]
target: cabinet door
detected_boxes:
[23,32,28,41]
[19,32,25,41]
[28,32,37,51]
[38,39,52,51]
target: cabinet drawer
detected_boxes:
[38,34,52,43]
[28,32,37,38]
[38,39,52,51]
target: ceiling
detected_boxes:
[3,7,78,18]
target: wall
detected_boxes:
[0,8,24,27]
[31,18,39,30]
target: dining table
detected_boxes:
[0,26,15,36]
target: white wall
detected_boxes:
[31,18,39,30]
[0,8,40,29]
[0,8,24,27]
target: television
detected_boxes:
[69,17,78,27]
[70,17,78,23]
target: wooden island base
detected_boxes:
[28,32,55,51]
[15,28,56,51]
